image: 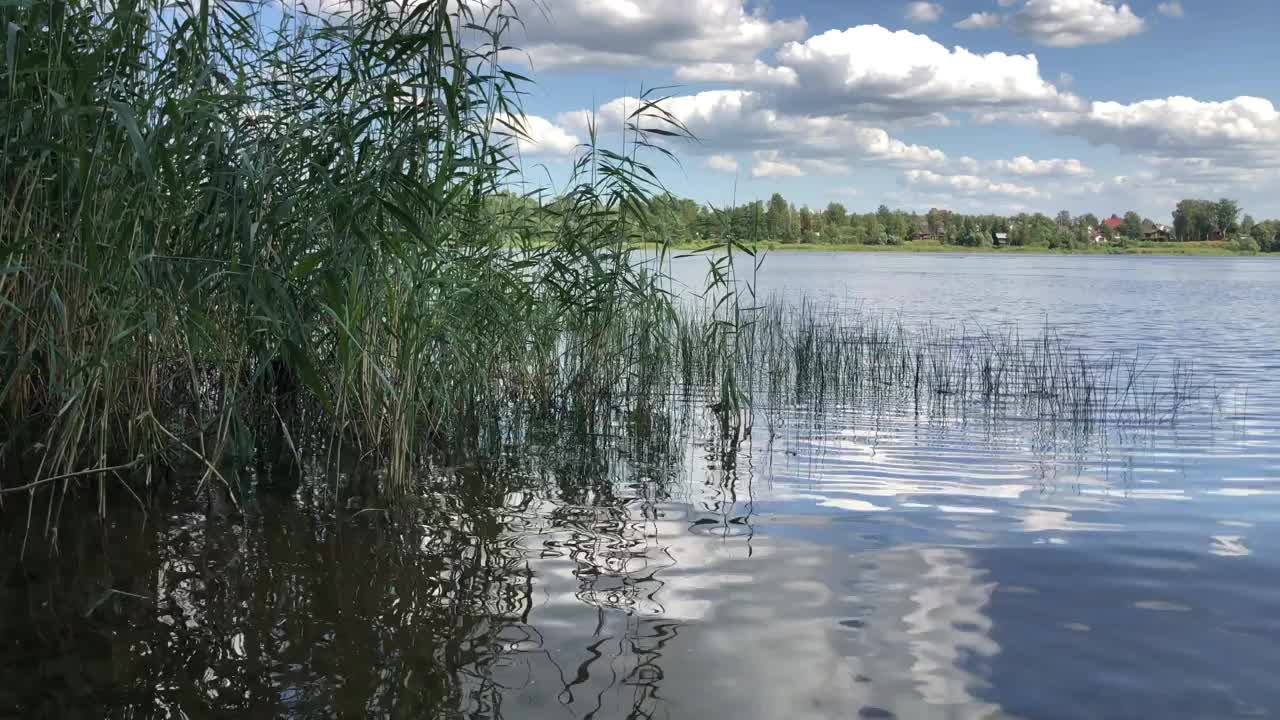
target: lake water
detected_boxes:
[4,253,1280,719]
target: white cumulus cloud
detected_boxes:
[773,25,1079,120]
[496,113,579,156]
[560,90,951,173]
[706,154,740,173]
[751,151,806,178]
[990,156,1093,177]
[904,169,1045,199]
[1135,156,1270,187]
[749,151,851,178]
[511,0,807,71]
[955,12,1001,29]
[675,60,798,86]
[905,2,944,23]
[1156,2,1184,18]
[1009,0,1146,47]
[1009,95,1280,167]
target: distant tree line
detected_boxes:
[630,193,1280,252]
[1171,198,1280,251]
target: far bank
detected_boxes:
[648,239,1262,256]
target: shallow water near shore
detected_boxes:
[4,253,1280,719]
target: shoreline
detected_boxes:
[646,240,1262,256]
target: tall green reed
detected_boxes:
[0,0,698,512]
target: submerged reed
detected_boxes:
[675,298,1212,431]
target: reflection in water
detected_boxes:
[0,405,1013,719]
[6,385,1277,719]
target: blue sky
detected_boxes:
[494,0,1280,221]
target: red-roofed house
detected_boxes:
[1102,216,1123,231]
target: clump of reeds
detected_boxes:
[676,298,1214,430]
[0,0,706,511]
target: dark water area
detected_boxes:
[5,253,1280,719]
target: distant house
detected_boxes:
[993,232,1009,246]
[1208,229,1225,242]
[1141,221,1173,242]
[910,221,938,241]
[1102,215,1124,232]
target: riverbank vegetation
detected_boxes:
[636,193,1280,253]
[648,239,1249,256]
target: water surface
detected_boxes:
[4,253,1279,719]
